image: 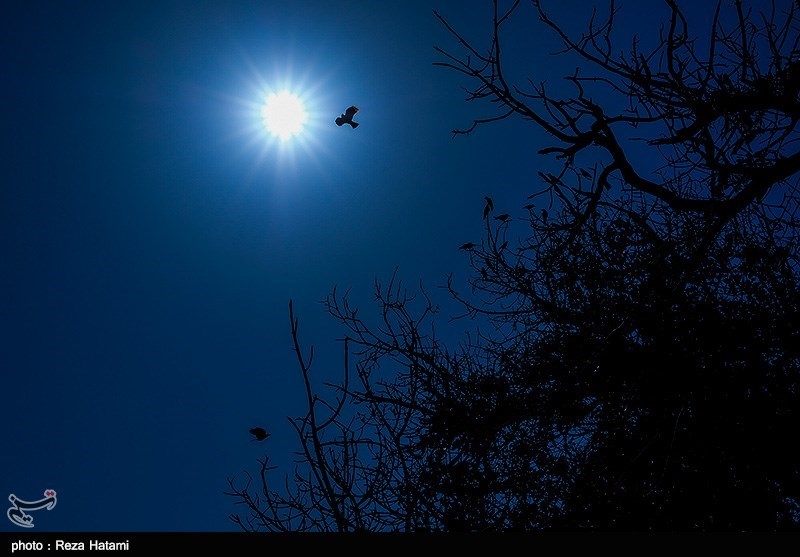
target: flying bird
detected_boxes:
[249,427,271,441]
[459,242,477,250]
[335,105,360,128]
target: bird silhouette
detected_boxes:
[335,105,360,128]
[459,242,477,250]
[483,196,494,220]
[494,213,511,222]
[249,427,270,441]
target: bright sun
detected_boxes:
[261,91,307,140]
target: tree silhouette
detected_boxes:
[226,0,800,531]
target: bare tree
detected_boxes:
[434,0,800,239]
[227,0,800,531]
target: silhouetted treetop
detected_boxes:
[434,0,800,252]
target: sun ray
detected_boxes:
[261,91,307,140]
[213,43,344,187]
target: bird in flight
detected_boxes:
[249,427,271,441]
[336,105,360,128]
[459,242,477,250]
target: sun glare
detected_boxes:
[229,59,327,175]
[261,91,307,140]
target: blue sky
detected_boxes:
[2,0,769,532]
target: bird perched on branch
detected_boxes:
[335,105,360,128]
[483,196,494,220]
[249,427,271,441]
[459,242,477,250]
